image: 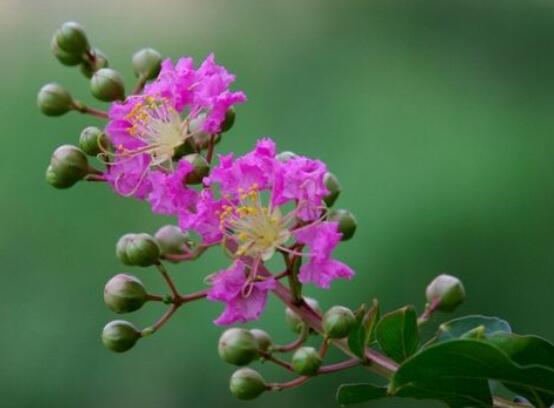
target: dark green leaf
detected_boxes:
[336,383,387,405]
[348,299,380,359]
[488,333,554,407]
[391,339,554,408]
[435,315,511,342]
[375,306,419,363]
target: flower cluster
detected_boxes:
[87,51,355,326]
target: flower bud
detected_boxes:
[53,21,89,55]
[154,225,189,255]
[90,68,125,102]
[249,329,272,352]
[183,154,210,184]
[291,346,321,376]
[132,48,162,80]
[50,38,82,66]
[116,234,135,266]
[79,126,108,156]
[37,83,74,116]
[101,320,140,353]
[46,145,89,189]
[218,328,258,366]
[327,209,357,241]
[80,49,109,78]
[323,172,341,207]
[276,151,297,163]
[229,368,267,401]
[425,274,466,312]
[220,108,236,133]
[104,274,147,314]
[285,297,320,334]
[322,305,355,338]
[124,233,161,267]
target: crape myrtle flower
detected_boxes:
[181,138,354,325]
[103,53,246,199]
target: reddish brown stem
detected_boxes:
[177,289,208,305]
[156,263,180,299]
[260,351,294,372]
[151,303,178,332]
[72,101,109,119]
[206,134,216,164]
[271,326,308,353]
[145,293,165,302]
[418,297,441,325]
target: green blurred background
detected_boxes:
[2,0,554,406]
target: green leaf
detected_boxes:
[488,333,554,407]
[435,315,511,342]
[336,383,387,405]
[391,339,554,408]
[375,306,419,363]
[348,299,380,359]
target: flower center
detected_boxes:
[219,184,291,261]
[124,96,188,167]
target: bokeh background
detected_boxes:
[2,0,554,407]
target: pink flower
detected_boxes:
[104,54,246,202]
[147,160,198,215]
[183,138,353,308]
[207,261,276,325]
[294,222,354,288]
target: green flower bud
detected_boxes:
[229,368,267,401]
[285,297,320,334]
[276,151,297,163]
[187,113,222,149]
[116,233,135,266]
[79,126,108,156]
[51,37,82,66]
[124,233,161,267]
[323,172,341,207]
[104,274,147,314]
[322,305,355,338]
[220,108,236,133]
[53,21,89,55]
[46,145,89,189]
[154,225,189,255]
[327,209,357,241]
[183,153,210,184]
[218,328,258,366]
[291,346,321,376]
[132,48,162,80]
[37,83,74,116]
[101,320,140,353]
[90,68,125,102]
[80,49,109,78]
[172,138,197,160]
[249,329,272,352]
[425,274,466,312]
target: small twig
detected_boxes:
[162,245,210,262]
[150,303,178,332]
[84,174,106,182]
[155,262,180,299]
[319,336,330,359]
[318,358,360,374]
[418,297,441,325]
[132,75,148,95]
[206,134,217,164]
[271,325,308,353]
[177,289,208,305]
[259,351,294,372]
[72,101,109,119]
[145,293,165,302]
